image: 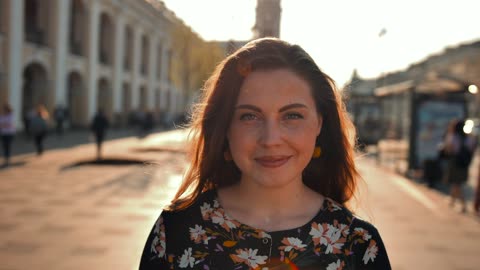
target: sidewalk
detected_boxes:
[0,129,188,270]
[7,126,170,157]
[366,145,479,204]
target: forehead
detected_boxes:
[236,69,314,105]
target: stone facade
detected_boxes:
[0,0,193,129]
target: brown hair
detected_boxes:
[170,38,358,210]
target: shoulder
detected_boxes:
[159,190,215,234]
[320,197,355,224]
[140,190,216,267]
[349,216,391,269]
[317,198,391,269]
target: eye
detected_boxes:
[284,112,304,120]
[239,113,258,121]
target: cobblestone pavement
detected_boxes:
[0,129,479,270]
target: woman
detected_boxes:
[444,119,476,213]
[139,38,391,269]
[0,103,15,166]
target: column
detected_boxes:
[7,0,24,129]
[147,34,158,110]
[131,27,141,109]
[112,15,125,114]
[87,0,100,121]
[159,42,169,110]
[53,0,71,107]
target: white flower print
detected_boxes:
[355,228,372,241]
[310,222,347,254]
[213,199,220,208]
[211,210,238,231]
[362,240,379,264]
[189,224,206,244]
[150,216,166,258]
[326,259,345,270]
[153,216,163,234]
[151,235,166,258]
[179,247,197,268]
[324,224,345,254]
[200,202,213,220]
[230,248,267,268]
[326,198,343,211]
[309,222,328,246]
[280,237,307,252]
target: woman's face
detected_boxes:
[227,69,322,189]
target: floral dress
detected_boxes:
[139,189,391,269]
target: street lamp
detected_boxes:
[468,84,478,94]
[464,119,475,134]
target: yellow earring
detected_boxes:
[312,146,322,158]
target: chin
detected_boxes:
[251,175,300,189]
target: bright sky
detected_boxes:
[162,0,480,86]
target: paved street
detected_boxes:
[0,129,479,270]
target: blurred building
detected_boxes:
[344,39,480,174]
[343,70,381,146]
[252,0,282,38]
[0,0,197,129]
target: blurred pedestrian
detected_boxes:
[139,38,391,269]
[475,163,480,215]
[22,107,35,138]
[53,104,68,136]
[443,119,477,213]
[0,103,15,166]
[90,109,109,160]
[29,105,49,156]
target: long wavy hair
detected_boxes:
[170,38,359,210]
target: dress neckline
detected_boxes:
[208,188,329,234]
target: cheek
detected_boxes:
[227,129,251,154]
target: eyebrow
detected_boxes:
[235,103,308,112]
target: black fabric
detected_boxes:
[139,189,391,270]
[454,139,473,168]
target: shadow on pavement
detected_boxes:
[60,157,153,171]
[131,147,186,154]
[0,161,28,170]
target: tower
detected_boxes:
[252,0,282,39]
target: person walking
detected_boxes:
[444,119,477,213]
[0,103,15,166]
[53,105,68,136]
[29,105,49,156]
[474,161,480,215]
[90,109,109,160]
[139,38,391,269]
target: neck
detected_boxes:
[217,178,324,232]
[230,178,314,215]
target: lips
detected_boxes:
[255,156,291,168]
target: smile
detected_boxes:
[255,156,291,168]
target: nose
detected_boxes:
[259,120,283,147]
